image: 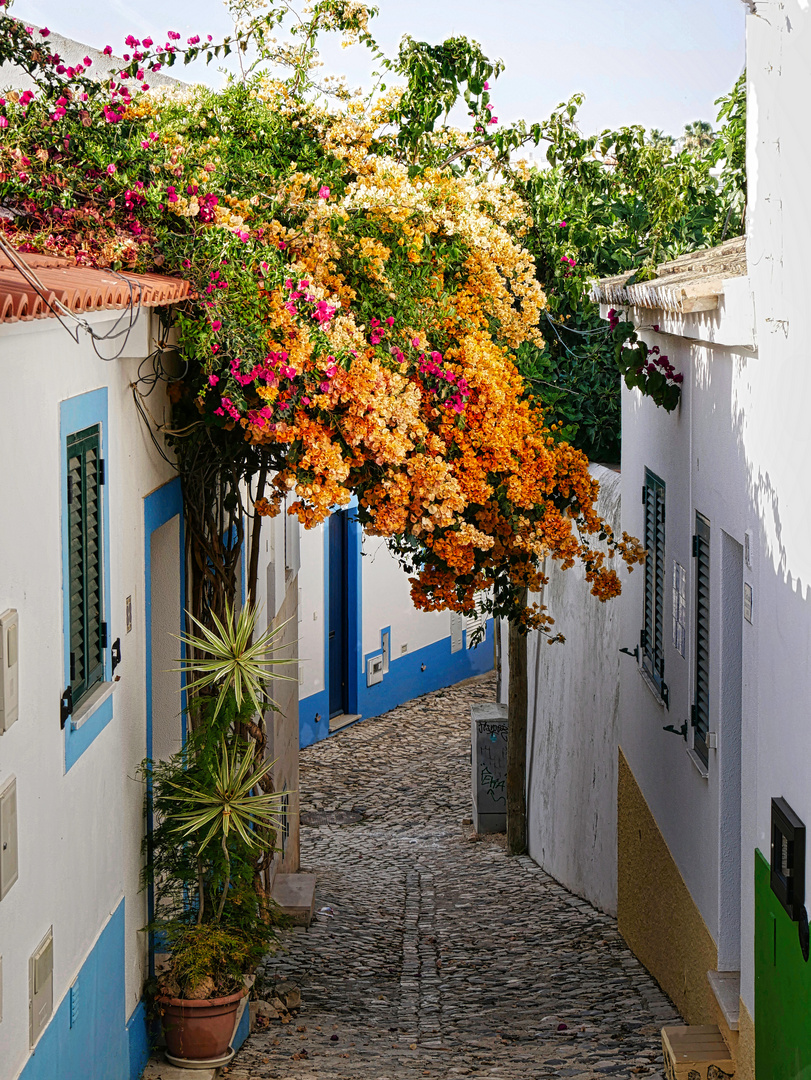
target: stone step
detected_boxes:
[271,872,317,927]
[707,969,741,1031]
[661,1024,735,1079]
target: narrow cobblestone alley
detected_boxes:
[230,674,680,1080]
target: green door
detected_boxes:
[755,849,811,1078]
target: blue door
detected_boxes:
[328,510,348,718]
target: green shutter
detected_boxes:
[67,425,104,704]
[642,469,666,690]
[693,512,711,765]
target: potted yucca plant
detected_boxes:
[143,603,296,1067]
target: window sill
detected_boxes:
[71,680,116,732]
[638,666,668,709]
[686,745,709,779]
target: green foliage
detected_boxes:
[139,603,297,998]
[162,736,286,853]
[711,72,747,239]
[179,603,297,720]
[504,81,745,456]
[157,916,274,1000]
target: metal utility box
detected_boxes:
[471,703,508,833]
[0,609,19,732]
[29,927,53,1048]
[0,775,18,900]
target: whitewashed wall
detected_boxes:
[0,310,175,1077]
[741,0,811,1012]
[361,534,451,658]
[523,465,622,916]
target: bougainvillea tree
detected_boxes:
[0,0,644,634]
[0,0,648,855]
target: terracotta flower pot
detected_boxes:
[158,987,247,1063]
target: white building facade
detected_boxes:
[0,257,298,1080]
[586,5,811,1074]
[297,514,493,747]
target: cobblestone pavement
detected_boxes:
[230,674,679,1080]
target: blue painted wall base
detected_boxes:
[232,997,251,1052]
[19,899,129,1080]
[299,621,493,748]
[126,999,151,1080]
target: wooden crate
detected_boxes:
[661,1025,735,1080]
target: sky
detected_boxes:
[9,0,746,137]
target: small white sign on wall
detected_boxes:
[673,562,687,657]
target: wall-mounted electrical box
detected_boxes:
[381,631,390,674]
[771,796,806,921]
[0,776,18,901]
[450,612,464,654]
[29,928,53,1047]
[0,609,19,733]
[366,655,384,687]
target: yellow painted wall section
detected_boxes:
[711,995,755,1080]
[617,748,717,1025]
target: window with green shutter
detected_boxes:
[67,425,105,705]
[692,512,711,766]
[642,469,666,694]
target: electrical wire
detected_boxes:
[544,311,612,337]
[0,234,141,360]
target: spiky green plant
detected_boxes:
[161,737,287,920]
[177,602,297,720]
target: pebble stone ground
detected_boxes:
[229,673,680,1080]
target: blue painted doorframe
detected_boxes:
[326,508,361,720]
[328,510,347,718]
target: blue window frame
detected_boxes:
[60,389,113,770]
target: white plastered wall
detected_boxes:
[0,310,176,1077]
[525,464,622,916]
[361,534,450,659]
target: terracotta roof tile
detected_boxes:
[0,251,190,324]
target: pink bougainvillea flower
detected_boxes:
[211,319,222,331]
[103,45,113,55]
[208,374,219,386]
[558,220,567,228]
[83,56,92,66]
[142,37,153,47]
[318,185,330,199]
[167,31,181,40]
[106,163,117,175]
[0,118,7,129]
[483,80,490,89]
[39,26,50,35]
[187,35,200,44]
[19,90,34,105]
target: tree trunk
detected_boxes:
[506,598,528,856]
